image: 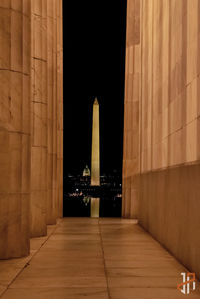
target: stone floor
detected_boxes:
[0,218,200,299]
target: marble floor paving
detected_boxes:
[0,218,200,298]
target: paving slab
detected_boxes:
[1,218,200,298]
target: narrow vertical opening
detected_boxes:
[63,0,127,217]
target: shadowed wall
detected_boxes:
[123,0,200,278]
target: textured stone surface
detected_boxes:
[30,0,48,237]
[0,1,31,259]
[56,0,63,219]
[46,0,57,225]
[123,0,200,279]
[30,0,63,234]
[122,0,141,218]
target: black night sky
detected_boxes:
[63,0,127,177]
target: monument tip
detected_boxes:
[94,97,99,105]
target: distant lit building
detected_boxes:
[83,165,90,177]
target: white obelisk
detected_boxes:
[91,98,100,186]
[91,98,100,217]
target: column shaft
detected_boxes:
[30,0,48,237]
[56,0,63,218]
[46,0,56,224]
[0,1,31,258]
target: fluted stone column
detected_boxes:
[46,0,56,225]
[46,0,63,224]
[56,0,63,218]
[0,1,31,258]
[46,0,64,223]
[30,0,48,237]
[122,0,141,219]
[52,0,58,221]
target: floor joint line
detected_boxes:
[98,219,111,299]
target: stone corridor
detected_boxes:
[0,218,199,299]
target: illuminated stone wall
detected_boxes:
[123,0,200,278]
[0,0,63,258]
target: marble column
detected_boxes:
[52,0,58,221]
[0,1,31,258]
[30,0,48,237]
[56,0,63,218]
[122,0,141,219]
[46,0,56,225]
[30,0,63,234]
[46,0,63,222]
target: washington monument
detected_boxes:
[91,97,100,217]
[91,98,100,186]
